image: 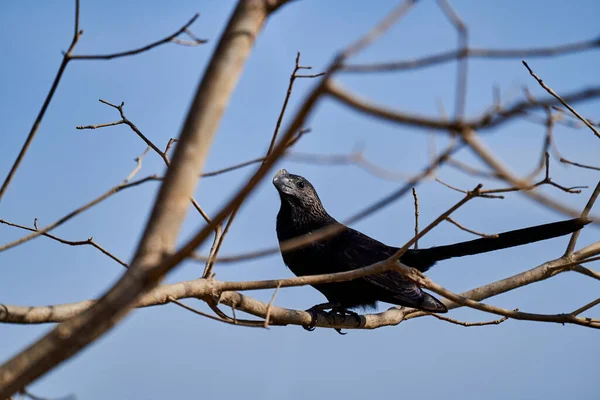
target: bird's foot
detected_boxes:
[302,302,342,332]
[303,307,318,332]
[329,307,361,335]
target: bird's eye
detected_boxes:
[296,180,305,189]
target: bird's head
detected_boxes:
[272,169,328,217]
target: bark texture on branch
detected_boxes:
[0,1,290,397]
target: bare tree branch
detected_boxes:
[0,0,82,201]
[0,6,205,202]
[0,218,128,268]
[326,79,600,134]
[522,60,600,139]
[2,242,598,329]
[2,1,599,395]
[565,181,600,256]
[426,311,511,327]
[0,1,291,396]
[461,129,599,221]
[560,157,600,171]
[343,36,600,73]
[436,0,468,119]
[202,53,323,279]
[0,174,160,253]
[192,143,459,264]
[412,188,419,249]
[445,217,499,238]
[70,14,206,60]
[78,99,214,224]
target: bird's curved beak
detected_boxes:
[273,169,293,194]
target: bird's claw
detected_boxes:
[329,307,360,335]
[302,307,318,332]
[302,304,360,334]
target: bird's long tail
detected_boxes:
[403,217,590,271]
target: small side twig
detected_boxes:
[565,181,600,256]
[445,217,499,238]
[570,297,600,317]
[522,60,600,139]
[266,51,324,156]
[0,0,83,201]
[436,0,469,120]
[412,188,419,249]
[427,311,513,327]
[168,296,261,327]
[202,53,323,279]
[79,99,213,224]
[70,14,207,60]
[0,172,160,253]
[0,218,128,268]
[264,282,282,328]
[560,157,600,171]
[438,153,587,199]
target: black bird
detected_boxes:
[273,169,589,332]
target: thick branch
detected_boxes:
[2,241,599,329]
[0,1,289,396]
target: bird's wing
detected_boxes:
[363,270,424,302]
[341,228,447,312]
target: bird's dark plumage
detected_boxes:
[273,169,590,316]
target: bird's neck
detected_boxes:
[276,201,336,241]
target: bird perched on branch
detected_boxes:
[273,168,589,334]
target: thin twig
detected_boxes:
[427,311,512,327]
[0,219,128,268]
[522,60,600,139]
[0,0,82,201]
[0,173,160,253]
[412,188,419,249]
[326,79,600,134]
[436,177,504,199]
[202,53,322,279]
[437,153,587,200]
[264,282,282,328]
[570,297,600,317]
[79,99,213,224]
[340,0,417,60]
[481,153,587,195]
[193,143,460,264]
[445,217,499,238]
[446,158,501,180]
[343,36,600,72]
[0,9,204,203]
[565,181,600,256]
[124,147,150,183]
[266,52,324,155]
[164,138,179,162]
[436,0,468,120]
[70,14,206,60]
[560,157,600,171]
[75,120,124,129]
[462,130,598,220]
[168,296,261,327]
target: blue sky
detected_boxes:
[1,1,599,399]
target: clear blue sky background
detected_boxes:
[1,1,599,399]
